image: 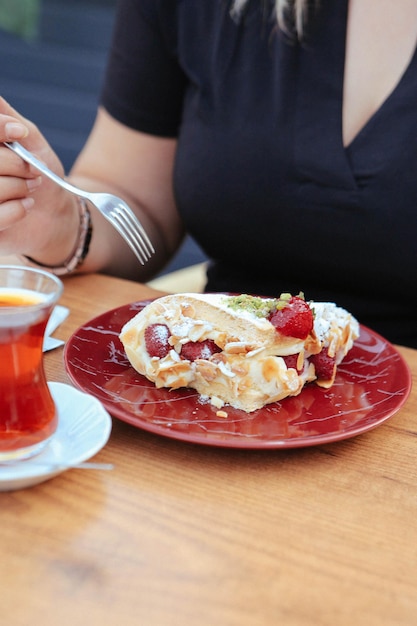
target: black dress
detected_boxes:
[101,0,417,347]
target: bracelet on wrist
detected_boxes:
[22,197,93,276]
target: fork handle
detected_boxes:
[4,141,84,198]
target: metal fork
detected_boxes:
[4,141,154,265]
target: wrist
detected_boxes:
[22,197,93,275]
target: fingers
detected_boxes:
[0,98,29,142]
[0,96,48,159]
[0,98,46,204]
[0,142,38,178]
[4,121,29,142]
[0,96,29,131]
[0,173,42,230]
[0,97,66,240]
[0,199,32,231]
[0,142,41,214]
[0,172,42,203]
[0,117,43,232]
[0,97,65,179]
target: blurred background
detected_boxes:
[0,0,207,277]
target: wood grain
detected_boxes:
[1,273,416,626]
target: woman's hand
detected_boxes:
[0,98,184,279]
[0,96,79,264]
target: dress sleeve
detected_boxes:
[100,0,186,137]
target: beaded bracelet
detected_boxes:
[23,197,93,276]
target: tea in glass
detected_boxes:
[0,265,63,461]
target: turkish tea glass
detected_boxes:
[0,265,63,461]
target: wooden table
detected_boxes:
[1,273,416,626]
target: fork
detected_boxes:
[4,141,154,265]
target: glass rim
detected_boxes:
[0,264,63,311]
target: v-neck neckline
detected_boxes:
[293,0,417,190]
[342,1,417,151]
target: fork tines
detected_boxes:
[110,205,155,265]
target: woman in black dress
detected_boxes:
[0,0,416,345]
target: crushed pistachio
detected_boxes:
[275,293,291,310]
[225,292,307,318]
[225,294,277,317]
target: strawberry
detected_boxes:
[144,323,171,358]
[180,339,221,362]
[283,354,303,372]
[269,296,313,339]
[310,349,336,381]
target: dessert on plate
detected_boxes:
[119,292,360,413]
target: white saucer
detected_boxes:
[0,382,112,491]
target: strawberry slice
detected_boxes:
[144,323,171,358]
[310,349,336,381]
[269,296,313,339]
[180,339,221,362]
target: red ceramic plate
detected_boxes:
[64,300,412,449]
